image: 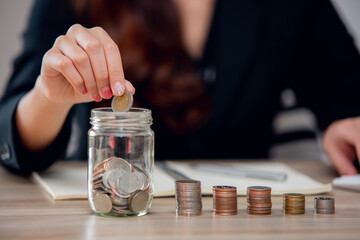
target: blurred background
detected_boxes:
[1,0,359,160]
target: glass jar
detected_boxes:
[88,107,154,217]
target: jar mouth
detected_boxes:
[91,107,151,115]
[90,107,152,126]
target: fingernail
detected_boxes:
[81,88,88,95]
[113,82,124,96]
[102,87,112,99]
[93,93,102,102]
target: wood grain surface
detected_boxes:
[0,159,359,240]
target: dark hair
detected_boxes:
[74,0,210,134]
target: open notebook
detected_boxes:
[32,161,332,200]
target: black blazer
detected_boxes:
[1,0,360,175]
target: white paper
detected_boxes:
[154,161,332,196]
[32,161,332,200]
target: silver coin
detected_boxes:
[104,157,132,172]
[94,156,115,173]
[133,171,149,190]
[92,173,103,181]
[129,190,150,212]
[113,188,131,199]
[94,193,113,213]
[92,175,103,185]
[112,207,133,215]
[112,205,130,211]
[102,170,114,189]
[100,183,112,193]
[111,196,129,207]
[117,172,141,195]
[108,168,127,190]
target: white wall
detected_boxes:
[0,0,34,96]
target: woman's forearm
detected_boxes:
[15,77,73,151]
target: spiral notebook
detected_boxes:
[31,161,332,200]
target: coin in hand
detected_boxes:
[111,90,133,112]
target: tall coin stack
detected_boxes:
[283,193,305,215]
[175,180,202,216]
[212,186,238,216]
[247,186,272,215]
[314,197,335,214]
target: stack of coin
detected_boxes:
[91,156,151,216]
[247,186,272,215]
[283,193,305,215]
[175,180,202,216]
[212,185,238,216]
[314,197,335,214]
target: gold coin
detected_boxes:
[111,90,133,112]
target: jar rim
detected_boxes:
[90,107,152,126]
[91,107,151,116]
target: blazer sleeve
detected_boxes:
[0,0,76,175]
[288,0,360,130]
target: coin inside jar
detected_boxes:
[111,90,133,112]
[129,190,150,212]
[104,157,131,172]
[94,193,113,213]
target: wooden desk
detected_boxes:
[1,160,359,240]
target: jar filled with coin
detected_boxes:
[88,99,154,217]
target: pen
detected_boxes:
[192,163,287,182]
[157,162,192,180]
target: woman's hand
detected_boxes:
[38,24,135,105]
[323,117,360,175]
[15,24,136,151]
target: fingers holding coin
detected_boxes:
[42,24,136,104]
[89,26,127,98]
[68,25,111,100]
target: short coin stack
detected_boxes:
[175,180,202,216]
[212,186,238,216]
[283,193,305,215]
[247,186,272,215]
[91,156,151,216]
[314,197,335,214]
